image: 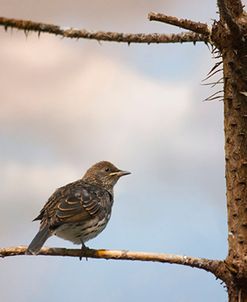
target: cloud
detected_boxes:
[0,35,193,166]
[0,33,224,209]
[0,33,193,244]
[1,0,176,31]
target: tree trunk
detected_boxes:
[224,44,247,302]
[212,1,247,300]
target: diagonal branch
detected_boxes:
[0,245,225,278]
[148,12,210,36]
[0,16,209,44]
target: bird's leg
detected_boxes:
[79,240,89,261]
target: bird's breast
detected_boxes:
[54,213,111,244]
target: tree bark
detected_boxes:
[212,1,247,300]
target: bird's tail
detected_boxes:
[26,225,51,255]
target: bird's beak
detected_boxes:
[110,170,131,177]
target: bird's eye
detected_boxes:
[105,168,110,172]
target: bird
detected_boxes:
[26,161,130,255]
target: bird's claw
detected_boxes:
[79,243,90,261]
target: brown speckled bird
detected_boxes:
[26,161,130,255]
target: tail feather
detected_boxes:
[26,226,51,255]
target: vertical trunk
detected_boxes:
[228,288,247,302]
[213,0,247,300]
[223,27,247,263]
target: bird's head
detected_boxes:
[82,161,130,191]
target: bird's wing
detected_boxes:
[34,181,111,229]
[55,187,105,223]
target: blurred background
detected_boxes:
[1,0,244,301]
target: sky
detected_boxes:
[1,0,244,301]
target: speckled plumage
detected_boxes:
[26,161,130,255]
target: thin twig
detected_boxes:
[201,77,224,88]
[148,12,210,36]
[203,68,223,82]
[0,16,209,44]
[0,245,223,276]
[206,61,223,77]
[203,90,224,102]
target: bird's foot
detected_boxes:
[79,242,90,261]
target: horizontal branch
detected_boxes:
[0,245,223,276]
[148,12,210,36]
[0,16,209,44]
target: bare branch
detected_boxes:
[148,12,210,36]
[0,16,209,44]
[0,245,223,276]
